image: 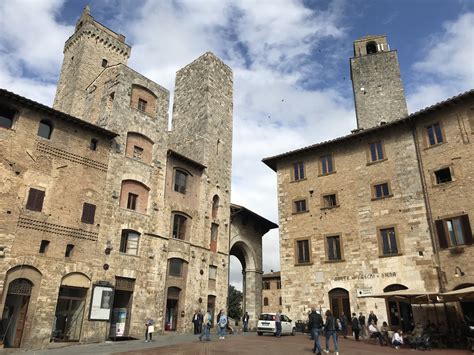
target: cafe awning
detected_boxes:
[439,286,474,302]
[359,290,441,304]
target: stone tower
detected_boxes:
[53,6,131,118]
[350,35,408,129]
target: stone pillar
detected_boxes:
[244,269,263,331]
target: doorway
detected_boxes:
[109,277,135,338]
[387,300,414,331]
[0,279,32,348]
[165,287,181,331]
[52,286,87,341]
[329,288,351,333]
[207,295,216,326]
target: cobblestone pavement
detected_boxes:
[4,333,472,355]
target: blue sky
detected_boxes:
[1,0,473,290]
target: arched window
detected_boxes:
[0,106,16,129]
[383,284,408,292]
[131,84,158,116]
[37,120,53,139]
[264,297,269,306]
[120,229,140,255]
[126,132,154,164]
[168,258,184,277]
[212,195,219,219]
[172,213,188,240]
[174,169,188,194]
[366,41,377,54]
[120,180,150,214]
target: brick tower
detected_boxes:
[53,6,131,118]
[350,35,408,129]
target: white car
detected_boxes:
[257,313,296,336]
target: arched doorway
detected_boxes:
[329,288,351,319]
[52,273,90,342]
[165,287,181,331]
[1,278,33,348]
[384,284,413,331]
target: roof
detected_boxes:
[167,149,207,170]
[0,88,118,138]
[231,203,278,233]
[263,271,281,279]
[262,89,474,171]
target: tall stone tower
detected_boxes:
[350,35,408,129]
[53,6,131,118]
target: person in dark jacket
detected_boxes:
[324,309,339,355]
[358,312,367,339]
[339,312,348,338]
[192,310,200,334]
[242,312,250,332]
[309,307,324,354]
[368,310,378,326]
[351,313,360,341]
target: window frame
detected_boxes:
[371,181,393,200]
[263,297,269,306]
[367,140,386,164]
[39,240,50,254]
[120,230,140,255]
[132,145,144,160]
[292,161,306,181]
[293,198,308,214]
[137,98,147,112]
[425,122,445,147]
[26,187,45,212]
[319,154,335,176]
[37,119,53,140]
[81,202,96,224]
[0,106,16,130]
[172,213,188,240]
[321,192,339,209]
[435,214,473,249]
[433,166,454,186]
[65,244,75,258]
[294,238,312,265]
[377,225,401,257]
[127,192,138,210]
[174,169,188,194]
[324,234,344,262]
[169,258,184,277]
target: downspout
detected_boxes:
[411,123,445,293]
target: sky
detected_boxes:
[1,0,473,291]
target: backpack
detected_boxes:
[219,315,227,328]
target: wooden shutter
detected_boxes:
[26,188,45,211]
[81,203,96,224]
[435,220,448,249]
[461,214,473,245]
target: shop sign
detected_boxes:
[357,287,373,297]
[333,271,396,282]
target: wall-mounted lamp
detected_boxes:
[454,266,465,277]
[105,241,113,254]
[112,191,119,199]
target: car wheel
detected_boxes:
[291,327,296,336]
[257,332,262,336]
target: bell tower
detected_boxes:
[350,35,408,129]
[53,6,131,118]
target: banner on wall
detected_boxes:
[89,284,114,321]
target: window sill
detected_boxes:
[371,194,393,201]
[378,253,402,258]
[292,210,309,215]
[119,207,149,216]
[433,181,454,187]
[290,178,307,183]
[424,141,446,150]
[318,171,336,177]
[125,155,152,167]
[366,158,388,166]
[119,252,140,258]
[325,259,345,263]
[131,106,157,119]
[294,262,313,266]
[320,205,340,210]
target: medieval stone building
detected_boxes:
[262,271,282,313]
[263,35,474,330]
[0,7,275,349]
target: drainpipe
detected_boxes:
[411,124,445,292]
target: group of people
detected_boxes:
[308,308,340,355]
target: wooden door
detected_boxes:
[329,288,351,333]
[12,296,29,348]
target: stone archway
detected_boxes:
[230,204,277,330]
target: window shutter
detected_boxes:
[26,188,45,211]
[81,203,96,224]
[460,214,473,245]
[435,220,448,249]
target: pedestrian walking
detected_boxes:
[217,309,228,339]
[144,318,154,342]
[192,310,200,334]
[351,312,360,341]
[199,310,212,341]
[323,309,339,355]
[197,310,204,334]
[358,312,367,339]
[275,309,282,338]
[309,307,324,355]
[308,310,314,340]
[368,310,378,326]
[242,311,250,332]
[339,312,348,338]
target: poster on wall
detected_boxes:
[89,285,114,321]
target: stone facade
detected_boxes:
[262,272,282,314]
[263,35,473,330]
[0,7,275,350]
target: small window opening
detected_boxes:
[323,194,337,208]
[0,106,16,129]
[90,138,98,151]
[37,120,52,139]
[435,168,452,184]
[133,146,144,160]
[65,244,74,257]
[102,59,108,68]
[127,193,138,210]
[39,240,50,254]
[366,41,377,54]
[138,98,147,112]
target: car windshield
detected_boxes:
[259,314,274,321]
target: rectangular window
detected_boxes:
[326,235,342,261]
[172,214,187,240]
[101,59,108,68]
[138,98,147,112]
[379,227,398,256]
[293,161,305,181]
[174,170,187,194]
[427,123,444,146]
[120,230,139,255]
[39,240,49,254]
[263,281,270,290]
[81,202,96,224]
[373,182,391,199]
[209,266,217,280]
[294,199,307,213]
[65,244,74,258]
[296,239,310,264]
[127,193,138,210]
[277,280,281,289]
[434,167,452,184]
[321,155,334,175]
[133,145,143,160]
[435,215,472,248]
[322,193,338,208]
[26,188,45,212]
[0,106,16,129]
[169,259,183,277]
[369,141,384,162]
